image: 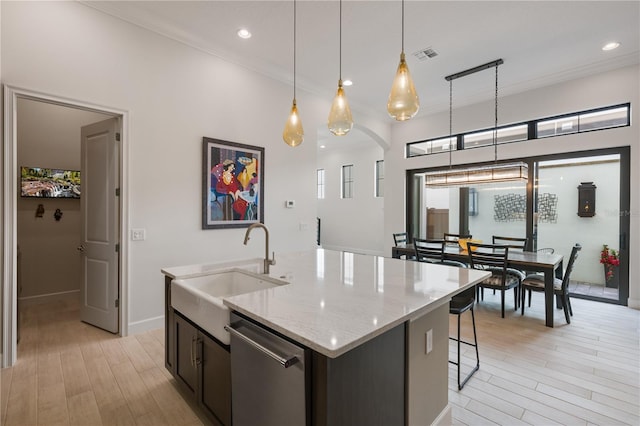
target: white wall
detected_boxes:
[386,65,640,307]
[535,160,620,283]
[317,142,385,255]
[16,99,111,301]
[0,1,387,332]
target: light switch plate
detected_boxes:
[131,229,146,241]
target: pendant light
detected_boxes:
[283,0,304,147]
[327,0,353,136]
[387,0,419,121]
[424,59,528,187]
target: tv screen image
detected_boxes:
[21,167,81,198]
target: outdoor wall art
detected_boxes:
[494,193,558,223]
[494,193,526,222]
[202,137,264,229]
[537,193,558,223]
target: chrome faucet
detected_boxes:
[243,223,276,274]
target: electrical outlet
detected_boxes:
[426,329,433,354]
[131,229,146,241]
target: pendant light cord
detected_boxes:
[293,0,297,100]
[494,63,499,163]
[339,0,342,81]
[449,79,453,169]
[401,0,405,53]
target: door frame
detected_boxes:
[406,146,630,307]
[2,85,130,367]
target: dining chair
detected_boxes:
[414,238,467,268]
[524,247,555,278]
[488,236,529,304]
[449,286,479,390]
[393,232,408,246]
[521,244,581,324]
[413,238,444,263]
[467,242,520,318]
[492,235,529,250]
[444,233,472,246]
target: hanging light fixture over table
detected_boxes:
[424,59,528,187]
[283,0,304,147]
[327,0,353,136]
[387,0,419,121]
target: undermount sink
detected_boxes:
[171,269,287,345]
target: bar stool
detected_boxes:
[449,286,479,390]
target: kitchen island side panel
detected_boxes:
[407,302,450,426]
[312,323,405,426]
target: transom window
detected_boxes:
[406,103,630,158]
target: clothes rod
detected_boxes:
[445,59,504,81]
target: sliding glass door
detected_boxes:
[408,147,630,305]
[534,152,628,304]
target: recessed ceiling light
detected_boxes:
[602,42,620,51]
[343,79,353,86]
[237,28,252,39]
[320,145,326,149]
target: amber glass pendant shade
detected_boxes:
[283,100,304,147]
[387,52,420,121]
[328,80,353,136]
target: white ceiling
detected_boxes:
[82,1,639,141]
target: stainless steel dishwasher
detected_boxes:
[226,313,309,426]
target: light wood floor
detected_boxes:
[1,293,638,426]
[449,293,639,425]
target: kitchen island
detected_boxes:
[162,249,490,425]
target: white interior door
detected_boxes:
[80,117,120,333]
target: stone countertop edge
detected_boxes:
[223,252,490,359]
[224,296,457,359]
[163,250,491,359]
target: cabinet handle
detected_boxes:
[195,338,202,366]
[224,325,298,368]
[190,336,196,367]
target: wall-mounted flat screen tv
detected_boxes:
[21,167,81,198]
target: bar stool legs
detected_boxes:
[449,304,479,390]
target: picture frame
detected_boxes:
[202,137,264,229]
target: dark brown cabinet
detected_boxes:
[165,275,231,425]
[171,310,232,426]
[200,333,232,425]
[164,276,175,373]
[174,313,199,395]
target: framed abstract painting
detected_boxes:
[202,137,264,229]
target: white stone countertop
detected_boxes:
[206,249,489,358]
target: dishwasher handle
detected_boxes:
[224,324,298,368]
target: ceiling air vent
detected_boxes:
[413,47,438,61]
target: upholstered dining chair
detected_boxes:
[413,238,444,263]
[468,242,521,318]
[414,238,467,268]
[521,244,581,324]
[487,236,529,305]
[444,233,472,246]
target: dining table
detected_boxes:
[392,243,565,328]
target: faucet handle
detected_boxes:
[270,251,276,266]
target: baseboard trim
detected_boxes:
[628,298,640,309]
[432,404,452,426]
[18,289,79,306]
[127,315,164,335]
